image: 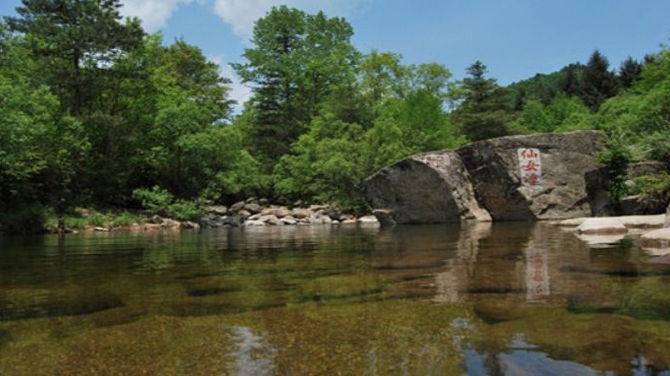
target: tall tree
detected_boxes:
[452,60,511,141]
[618,56,643,89]
[0,30,88,210]
[580,50,618,112]
[4,0,144,116]
[233,6,358,166]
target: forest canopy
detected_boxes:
[1,1,669,232]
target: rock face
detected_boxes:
[363,130,606,224]
[460,131,605,220]
[363,150,491,224]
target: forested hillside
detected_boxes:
[1,1,669,232]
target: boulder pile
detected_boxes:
[200,199,378,228]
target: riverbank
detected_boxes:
[39,200,379,235]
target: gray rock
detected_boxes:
[364,131,605,223]
[261,207,292,218]
[292,208,311,219]
[244,219,266,227]
[363,150,490,224]
[358,215,379,223]
[259,214,281,225]
[207,205,228,216]
[457,130,605,221]
[373,209,396,226]
[280,216,298,225]
[230,201,246,212]
[180,221,200,229]
[577,218,628,235]
[639,228,670,249]
[244,203,263,214]
[666,203,670,228]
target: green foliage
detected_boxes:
[580,50,619,112]
[3,2,670,224]
[452,61,513,141]
[233,6,359,165]
[110,212,141,227]
[629,172,670,202]
[5,0,145,116]
[0,206,46,234]
[597,132,633,204]
[0,60,89,210]
[132,186,203,221]
[513,95,592,133]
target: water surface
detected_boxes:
[1,222,670,375]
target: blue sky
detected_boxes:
[2,0,670,108]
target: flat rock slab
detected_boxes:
[619,215,666,228]
[639,228,670,250]
[559,215,666,229]
[577,218,628,235]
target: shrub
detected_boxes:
[132,186,203,221]
[0,206,46,234]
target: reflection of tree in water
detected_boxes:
[484,352,505,376]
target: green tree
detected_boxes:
[452,60,512,141]
[580,50,618,112]
[5,0,144,116]
[514,95,591,133]
[618,56,643,89]
[233,6,358,166]
[0,31,88,211]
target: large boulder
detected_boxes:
[363,150,491,224]
[456,130,605,221]
[363,131,605,224]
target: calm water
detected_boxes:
[1,222,670,375]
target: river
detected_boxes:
[1,222,669,375]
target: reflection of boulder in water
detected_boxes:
[575,233,626,248]
[0,287,123,321]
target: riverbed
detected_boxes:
[1,222,669,375]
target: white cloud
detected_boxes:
[119,0,204,32]
[213,0,370,37]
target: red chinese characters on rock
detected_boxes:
[517,148,542,188]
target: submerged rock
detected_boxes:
[0,287,123,321]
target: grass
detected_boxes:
[43,208,144,232]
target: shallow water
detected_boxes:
[1,222,670,375]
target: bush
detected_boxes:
[597,132,633,205]
[0,206,46,234]
[110,212,140,227]
[132,186,173,217]
[132,186,203,221]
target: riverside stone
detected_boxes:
[639,228,670,250]
[577,218,628,235]
[457,131,605,221]
[363,130,605,223]
[363,150,491,224]
[261,207,292,218]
